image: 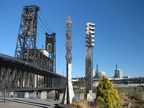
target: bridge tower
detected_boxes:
[45,32,56,73]
[14,5,39,64]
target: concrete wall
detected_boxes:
[0,90,65,100]
[47,90,55,99]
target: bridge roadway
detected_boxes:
[0,87,65,92]
[94,77,144,84]
[0,53,66,92]
[0,53,65,78]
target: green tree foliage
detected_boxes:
[96,76,120,108]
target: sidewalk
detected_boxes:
[0,97,62,108]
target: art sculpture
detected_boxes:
[62,16,75,104]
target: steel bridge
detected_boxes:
[0,5,67,93]
[0,53,66,92]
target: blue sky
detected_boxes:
[0,0,143,78]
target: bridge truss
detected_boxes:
[0,5,64,91]
[0,54,66,91]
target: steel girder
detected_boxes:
[14,5,39,63]
[0,66,66,90]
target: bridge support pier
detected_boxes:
[41,91,47,99]
[24,92,29,98]
[29,92,37,99]
[9,92,14,97]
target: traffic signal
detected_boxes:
[85,22,95,47]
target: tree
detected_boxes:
[96,76,120,108]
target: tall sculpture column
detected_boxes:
[85,22,95,93]
[62,16,75,104]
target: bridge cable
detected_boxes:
[38,15,52,33]
[38,16,51,33]
[39,10,53,33]
[37,22,47,34]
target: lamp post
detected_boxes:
[85,22,95,93]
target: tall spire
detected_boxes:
[116,63,118,70]
[96,64,99,73]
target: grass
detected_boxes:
[118,86,144,108]
[72,86,144,108]
[72,99,90,108]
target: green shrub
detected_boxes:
[95,76,120,108]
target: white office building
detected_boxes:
[114,64,123,78]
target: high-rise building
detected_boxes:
[114,64,123,78]
[94,71,106,78]
[93,70,96,77]
[100,71,106,76]
[93,64,106,78]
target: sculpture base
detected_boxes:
[86,90,96,102]
[62,63,75,104]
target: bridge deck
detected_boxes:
[0,53,65,78]
[0,87,64,92]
